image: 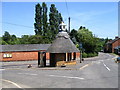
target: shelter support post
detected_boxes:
[70,53,72,61]
[38,51,46,67]
[40,52,44,67]
[67,53,72,61]
[73,52,76,60]
[66,53,68,61]
[38,52,40,67]
[43,53,46,67]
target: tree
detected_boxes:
[28,35,44,44]
[9,35,20,45]
[34,3,63,40]
[42,2,48,36]
[2,31,20,45]
[77,26,98,53]
[69,29,78,44]
[20,35,30,44]
[0,37,8,45]
[58,13,63,24]
[49,4,57,39]
[34,3,42,35]
[2,31,11,44]
[49,4,63,40]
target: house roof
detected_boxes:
[106,38,120,44]
[46,32,80,53]
[0,44,51,52]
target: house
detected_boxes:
[104,36,120,54]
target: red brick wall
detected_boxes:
[0,51,80,61]
[76,52,80,59]
[1,51,38,61]
[112,38,120,53]
[46,53,49,60]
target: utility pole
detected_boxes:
[79,43,82,63]
[80,50,82,63]
[68,17,70,33]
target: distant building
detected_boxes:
[104,36,120,54]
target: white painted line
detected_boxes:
[18,73,37,76]
[79,64,89,70]
[102,62,110,71]
[49,75,84,80]
[0,69,5,71]
[1,79,22,88]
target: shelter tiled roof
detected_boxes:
[47,32,80,53]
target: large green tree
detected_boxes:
[42,2,48,36]
[2,31,11,43]
[19,35,30,44]
[49,4,63,40]
[58,13,63,24]
[77,26,99,53]
[69,29,78,44]
[2,31,20,45]
[34,3,42,35]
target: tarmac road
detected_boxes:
[0,52,119,88]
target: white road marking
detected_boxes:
[0,69,5,71]
[79,63,92,70]
[49,75,84,80]
[102,62,110,71]
[1,79,22,88]
[18,73,37,76]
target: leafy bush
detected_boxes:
[87,52,98,57]
[81,52,98,58]
[82,52,87,58]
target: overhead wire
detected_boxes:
[1,22,34,29]
[65,0,70,17]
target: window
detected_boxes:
[59,26,62,29]
[63,26,65,29]
[3,53,12,58]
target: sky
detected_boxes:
[1,2,118,39]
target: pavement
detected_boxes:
[0,52,119,88]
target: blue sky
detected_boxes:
[2,2,118,39]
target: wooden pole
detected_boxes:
[80,50,82,63]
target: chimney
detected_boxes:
[115,36,119,39]
[68,17,70,33]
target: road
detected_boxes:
[0,52,119,88]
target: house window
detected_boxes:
[3,53,12,58]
